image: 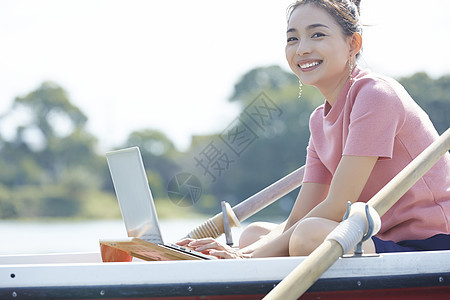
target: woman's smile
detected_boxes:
[298,59,323,72]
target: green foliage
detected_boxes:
[0,184,17,218]
[230,65,299,104]
[80,190,122,219]
[0,82,111,219]
[154,198,208,219]
[398,73,450,134]
[0,69,448,220]
[14,81,87,139]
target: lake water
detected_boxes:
[0,219,245,255]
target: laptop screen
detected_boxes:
[106,147,164,244]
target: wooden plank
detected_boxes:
[100,238,203,261]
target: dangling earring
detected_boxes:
[298,80,303,99]
[348,56,354,84]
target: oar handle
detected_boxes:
[233,165,305,221]
[186,166,305,239]
[263,240,343,300]
[369,128,450,215]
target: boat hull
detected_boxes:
[5,279,449,300]
[1,251,449,299]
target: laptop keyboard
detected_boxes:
[165,243,218,260]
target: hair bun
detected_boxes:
[350,0,361,7]
[350,0,361,14]
[351,1,361,9]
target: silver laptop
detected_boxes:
[106,146,214,260]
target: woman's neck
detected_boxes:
[318,70,351,107]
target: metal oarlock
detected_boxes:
[221,201,233,246]
[186,201,241,240]
[342,201,377,255]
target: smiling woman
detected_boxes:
[285,2,362,103]
[176,0,450,259]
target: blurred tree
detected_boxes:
[0,184,17,218]
[0,70,447,220]
[10,81,103,182]
[230,65,300,103]
[121,129,181,199]
[0,135,42,186]
[398,73,450,134]
[0,81,112,218]
[13,81,87,139]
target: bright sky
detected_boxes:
[1,0,449,151]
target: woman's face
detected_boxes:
[285,4,353,90]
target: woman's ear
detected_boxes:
[350,32,362,56]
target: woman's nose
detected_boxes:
[296,39,311,56]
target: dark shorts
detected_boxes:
[372,234,450,253]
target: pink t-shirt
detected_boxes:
[304,66,450,242]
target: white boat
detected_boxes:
[1,250,449,299]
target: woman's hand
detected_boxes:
[176,238,251,259]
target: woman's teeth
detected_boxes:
[300,61,320,69]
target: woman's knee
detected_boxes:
[289,217,338,256]
[239,222,277,249]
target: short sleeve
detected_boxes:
[343,79,406,159]
[304,136,333,184]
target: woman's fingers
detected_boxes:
[209,250,232,259]
[187,238,216,246]
[176,238,225,252]
[189,240,243,259]
[209,249,247,259]
[176,238,246,259]
[175,238,194,246]
[187,238,223,250]
[194,241,225,252]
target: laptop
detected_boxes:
[102,146,215,260]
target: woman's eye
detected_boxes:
[312,32,325,38]
[287,37,298,43]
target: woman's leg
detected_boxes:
[239,222,279,249]
[289,217,376,256]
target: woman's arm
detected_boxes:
[238,221,286,255]
[182,183,331,258]
[247,155,377,258]
[284,182,330,231]
[184,155,377,258]
[300,155,378,222]
[239,181,330,254]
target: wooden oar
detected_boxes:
[185,165,305,239]
[263,127,450,300]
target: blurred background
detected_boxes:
[1,0,449,254]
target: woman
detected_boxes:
[177,0,450,258]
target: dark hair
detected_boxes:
[287,0,362,37]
